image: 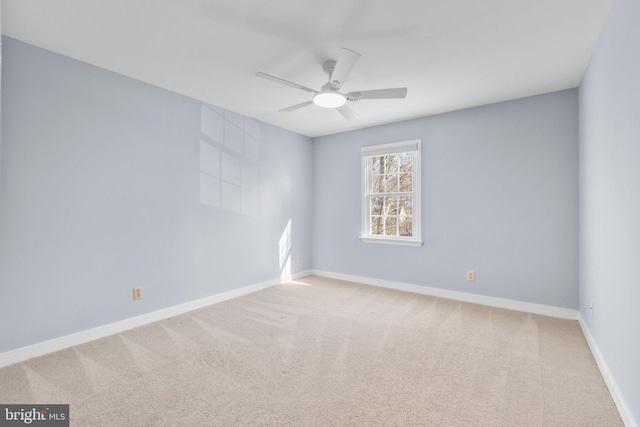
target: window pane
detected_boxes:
[399,172,412,192]
[385,173,398,192]
[372,156,384,174]
[399,153,412,172]
[384,196,397,215]
[372,174,384,193]
[399,196,413,216]
[371,197,383,215]
[371,216,383,235]
[385,217,398,236]
[399,216,413,236]
[385,155,398,175]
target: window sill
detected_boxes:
[359,236,423,247]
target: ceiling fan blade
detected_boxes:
[256,72,317,94]
[336,105,358,121]
[330,48,361,89]
[348,88,407,100]
[280,101,314,112]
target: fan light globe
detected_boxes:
[313,91,346,108]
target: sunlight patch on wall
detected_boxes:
[279,219,292,283]
[199,103,260,216]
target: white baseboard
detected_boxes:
[292,270,312,280]
[310,270,579,320]
[0,273,306,369]
[579,316,637,427]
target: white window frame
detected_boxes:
[360,139,422,246]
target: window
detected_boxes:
[360,139,422,246]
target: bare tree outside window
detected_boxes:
[368,153,413,237]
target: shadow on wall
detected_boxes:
[199,103,260,216]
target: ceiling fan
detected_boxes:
[256,48,407,121]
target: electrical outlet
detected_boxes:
[467,270,475,282]
[133,287,143,300]
[297,255,303,264]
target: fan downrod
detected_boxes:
[322,60,337,75]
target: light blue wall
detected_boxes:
[0,5,2,191]
[0,38,313,353]
[579,0,640,422]
[313,90,579,309]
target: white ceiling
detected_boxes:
[2,0,614,138]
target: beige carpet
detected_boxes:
[0,276,623,426]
